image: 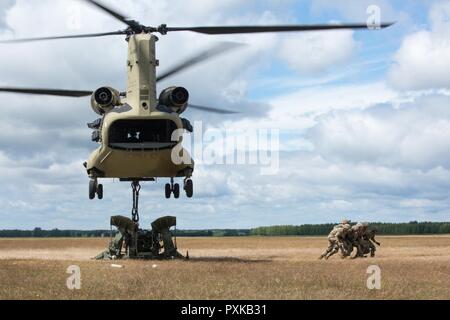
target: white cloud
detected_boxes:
[310,0,398,22]
[0,0,14,29]
[307,93,450,170]
[223,81,399,132]
[278,30,357,74]
[388,1,450,90]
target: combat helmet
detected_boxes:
[351,222,363,232]
[342,224,351,231]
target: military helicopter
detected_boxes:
[0,0,393,222]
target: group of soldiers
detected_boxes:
[319,219,381,260]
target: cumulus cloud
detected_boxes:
[388,1,450,90]
[308,93,450,170]
[278,29,356,74]
[310,0,398,22]
[223,81,399,132]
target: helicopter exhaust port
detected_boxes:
[158,86,189,114]
[91,87,121,115]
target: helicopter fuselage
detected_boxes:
[85,34,194,181]
[86,111,193,179]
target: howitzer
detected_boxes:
[95,215,185,260]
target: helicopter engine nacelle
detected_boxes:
[91,87,121,115]
[159,86,189,114]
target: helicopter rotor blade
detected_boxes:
[161,22,395,35]
[189,104,238,114]
[0,30,127,43]
[0,87,93,97]
[156,42,244,83]
[83,0,143,31]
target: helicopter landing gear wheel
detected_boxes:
[89,179,103,200]
[173,183,180,199]
[165,178,181,199]
[89,179,96,200]
[165,183,171,199]
[97,184,103,200]
[184,179,193,198]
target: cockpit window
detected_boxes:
[108,119,178,150]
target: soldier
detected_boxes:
[341,226,358,257]
[352,222,382,259]
[338,219,353,257]
[319,224,351,260]
[335,219,351,229]
[362,227,381,257]
[348,223,365,259]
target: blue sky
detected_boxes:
[1,0,450,230]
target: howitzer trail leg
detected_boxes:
[111,233,124,257]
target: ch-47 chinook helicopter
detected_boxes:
[0,0,393,222]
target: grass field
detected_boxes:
[0,236,449,300]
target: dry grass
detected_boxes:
[0,236,449,300]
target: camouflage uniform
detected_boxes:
[350,223,375,259]
[334,219,351,229]
[319,224,351,260]
[341,228,357,257]
[338,219,353,257]
[347,223,363,258]
[362,227,380,257]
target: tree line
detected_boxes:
[0,222,449,238]
[250,221,450,236]
[0,228,109,238]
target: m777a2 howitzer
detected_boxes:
[96,215,186,260]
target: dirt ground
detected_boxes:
[0,236,449,300]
